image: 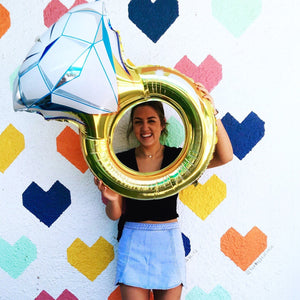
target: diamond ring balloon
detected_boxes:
[13,1,217,200]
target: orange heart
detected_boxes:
[56,126,88,173]
[0,4,10,38]
[221,227,267,271]
[108,286,154,300]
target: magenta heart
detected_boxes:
[35,289,78,300]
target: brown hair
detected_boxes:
[127,101,168,138]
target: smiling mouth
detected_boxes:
[141,133,152,138]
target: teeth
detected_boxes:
[142,133,152,138]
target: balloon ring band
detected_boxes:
[82,65,217,199]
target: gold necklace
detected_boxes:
[140,144,162,159]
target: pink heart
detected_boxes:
[43,0,87,28]
[174,55,222,92]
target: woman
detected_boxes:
[95,92,233,299]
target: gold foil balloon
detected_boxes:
[13,1,217,200]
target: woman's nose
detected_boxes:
[141,121,148,130]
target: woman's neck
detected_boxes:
[137,143,163,159]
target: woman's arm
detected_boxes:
[194,82,233,168]
[208,119,233,168]
[94,177,123,220]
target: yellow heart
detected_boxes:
[67,237,114,281]
[179,174,226,220]
[0,124,25,173]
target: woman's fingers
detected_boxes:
[94,177,121,203]
[194,82,216,113]
[94,177,106,191]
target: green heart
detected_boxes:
[212,0,262,37]
[0,236,37,278]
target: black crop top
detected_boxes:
[117,146,182,222]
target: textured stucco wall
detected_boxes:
[0,0,299,299]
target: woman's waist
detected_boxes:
[124,220,179,231]
[139,218,178,224]
[124,210,179,223]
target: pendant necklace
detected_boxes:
[141,144,162,159]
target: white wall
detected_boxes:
[0,0,299,299]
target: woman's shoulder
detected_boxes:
[164,146,182,156]
[163,146,182,166]
[116,148,135,160]
[116,148,136,169]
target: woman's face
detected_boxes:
[132,105,165,148]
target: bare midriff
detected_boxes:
[140,218,178,224]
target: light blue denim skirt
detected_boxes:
[116,221,186,290]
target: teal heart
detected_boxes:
[161,116,185,147]
[212,0,262,37]
[0,236,37,278]
[186,285,231,300]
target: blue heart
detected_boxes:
[186,285,231,300]
[22,181,71,227]
[222,112,265,160]
[182,233,191,256]
[0,236,37,278]
[128,0,179,43]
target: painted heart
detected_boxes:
[174,55,222,92]
[186,285,231,300]
[67,237,114,281]
[0,4,10,38]
[128,0,179,43]
[108,287,122,300]
[35,289,78,300]
[0,124,25,173]
[179,175,226,220]
[182,233,191,257]
[22,181,71,227]
[212,0,262,37]
[221,227,267,271]
[0,236,37,278]
[221,112,265,160]
[56,126,88,173]
[108,287,154,300]
[43,0,87,28]
[163,116,185,147]
[9,67,19,91]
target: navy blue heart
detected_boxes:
[128,0,179,43]
[222,112,265,160]
[22,181,71,227]
[182,232,191,256]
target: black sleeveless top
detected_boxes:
[116,146,181,239]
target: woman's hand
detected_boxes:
[94,177,123,220]
[94,177,120,202]
[194,82,218,115]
